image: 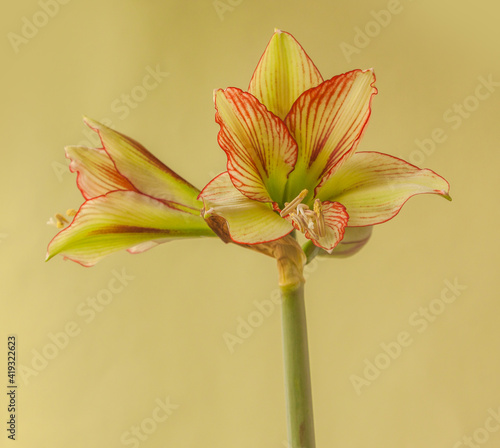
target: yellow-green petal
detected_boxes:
[199,172,293,244]
[46,190,214,266]
[65,146,137,199]
[316,151,451,226]
[83,117,202,211]
[248,30,323,120]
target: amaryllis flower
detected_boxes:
[46,118,214,266]
[199,30,450,252]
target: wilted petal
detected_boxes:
[46,190,214,266]
[84,118,202,210]
[316,151,451,226]
[285,69,377,195]
[301,201,349,252]
[215,88,297,204]
[199,172,293,245]
[248,30,323,120]
[66,146,137,199]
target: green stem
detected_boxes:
[281,283,316,448]
[302,240,322,264]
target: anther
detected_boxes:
[47,209,77,229]
[280,189,308,217]
[55,214,68,225]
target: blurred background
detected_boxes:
[1,0,499,446]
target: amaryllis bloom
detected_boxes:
[46,118,214,266]
[199,30,450,252]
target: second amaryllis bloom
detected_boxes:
[199,30,450,252]
[46,118,215,266]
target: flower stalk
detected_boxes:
[275,236,314,448]
[281,280,315,448]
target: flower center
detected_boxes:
[280,190,326,240]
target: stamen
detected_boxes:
[55,214,68,226]
[202,207,214,219]
[314,199,325,238]
[280,189,308,217]
[47,209,77,229]
[307,227,320,241]
[281,194,326,242]
[296,203,308,217]
[289,212,306,233]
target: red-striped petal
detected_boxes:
[285,69,377,196]
[248,30,324,120]
[215,88,297,204]
[46,190,214,266]
[316,151,451,226]
[65,146,138,199]
[84,118,202,211]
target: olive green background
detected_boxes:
[1,0,499,447]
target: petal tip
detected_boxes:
[82,116,102,132]
[212,89,219,103]
[45,245,58,262]
[442,192,452,201]
[82,115,92,125]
